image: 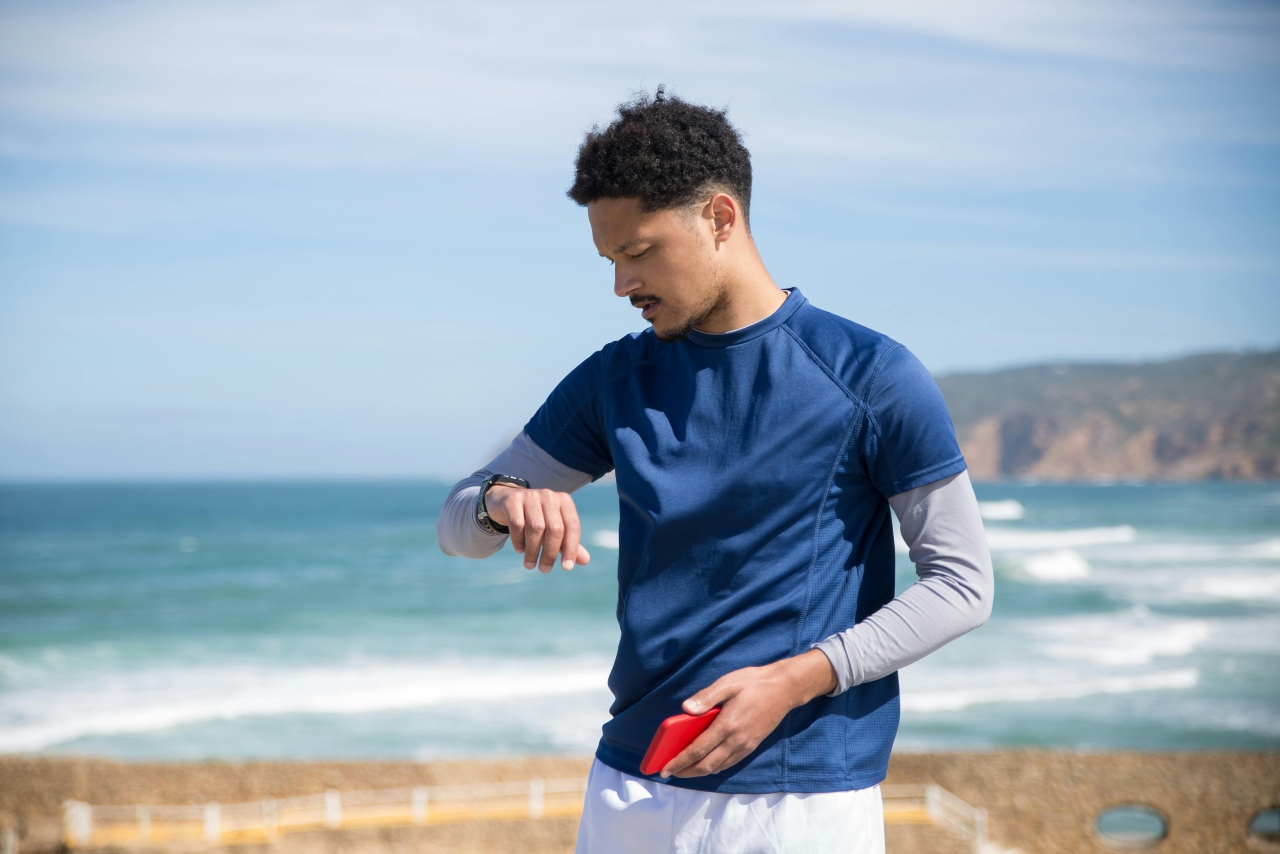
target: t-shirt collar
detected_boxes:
[683,287,806,349]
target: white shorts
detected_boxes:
[574,758,886,854]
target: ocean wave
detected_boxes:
[1020,549,1091,582]
[902,668,1198,713]
[1089,538,1280,565]
[1071,563,1280,608]
[591,530,620,550]
[468,568,538,587]
[1036,609,1211,666]
[1178,573,1280,602]
[0,657,613,753]
[1243,539,1280,560]
[1187,706,1280,738]
[985,525,1136,551]
[978,500,1025,521]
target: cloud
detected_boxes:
[762,0,1280,66]
[0,0,1275,186]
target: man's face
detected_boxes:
[587,197,725,342]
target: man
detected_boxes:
[438,88,993,853]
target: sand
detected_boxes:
[1,751,1276,853]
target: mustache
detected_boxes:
[629,294,660,307]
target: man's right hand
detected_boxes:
[483,485,592,572]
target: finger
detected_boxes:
[522,500,546,570]
[558,499,582,570]
[672,742,740,778]
[506,497,527,555]
[575,544,592,566]
[538,497,565,574]
[661,720,727,778]
[683,674,740,715]
[685,727,760,777]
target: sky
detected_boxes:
[0,0,1277,480]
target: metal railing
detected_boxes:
[63,778,587,848]
[65,778,990,851]
[882,784,990,853]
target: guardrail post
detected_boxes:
[973,807,988,854]
[529,778,545,819]
[411,787,429,825]
[924,785,939,824]
[204,803,220,843]
[136,806,150,842]
[263,799,277,841]
[325,790,342,829]
[63,801,92,848]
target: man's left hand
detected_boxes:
[661,649,838,779]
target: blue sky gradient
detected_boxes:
[0,0,1277,479]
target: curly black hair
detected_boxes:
[567,86,752,225]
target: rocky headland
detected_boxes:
[938,348,1280,481]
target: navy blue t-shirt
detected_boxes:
[524,288,965,794]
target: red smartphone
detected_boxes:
[639,707,721,776]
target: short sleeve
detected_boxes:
[523,346,615,481]
[862,344,966,498]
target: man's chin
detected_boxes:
[650,290,723,343]
[652,319,695,343]
[650,297,720,343]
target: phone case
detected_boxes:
[639,707,722,776]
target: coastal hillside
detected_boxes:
[937,349,1280,481]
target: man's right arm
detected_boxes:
[436,431,596,569]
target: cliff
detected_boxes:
[937,349,1280,481]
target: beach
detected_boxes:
[2,1,1277,848]
[2,481,1278,851]
[4,751,1278,853]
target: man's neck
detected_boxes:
[693,253,786,334]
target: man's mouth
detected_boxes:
[631,296,660,321]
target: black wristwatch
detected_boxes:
[476,474,530,534]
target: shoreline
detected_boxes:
[3,750,1276,853]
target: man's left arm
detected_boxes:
[663,469,992,778]
[811,469,993,694]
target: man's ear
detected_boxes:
[708,192,738,245]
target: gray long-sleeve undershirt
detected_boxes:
[436,432,993,694]
[436,431,595,559]
[811,467,993,695]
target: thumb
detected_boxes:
[683,675,737,715]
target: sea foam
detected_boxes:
[902,668,1199,713]
[0,657,613,753]
[591,530,620,550]
[1179,573,1280,602]
[978,500,1025,521]
[1021,549,1091,582]
[985,525,1136,551]
[1243,539,1280,561]
[1036,609,1211,666]
[1089,538,1280,565]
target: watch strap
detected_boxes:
[476,474,530,535]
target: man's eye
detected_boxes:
[629,248,650,260]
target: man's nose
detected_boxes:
[614,267,640,299]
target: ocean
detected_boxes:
[1,480,1277,761]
